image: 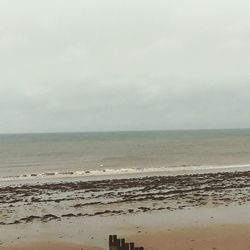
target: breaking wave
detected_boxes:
[1,164,250,182]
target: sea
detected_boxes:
[1,129,250,183]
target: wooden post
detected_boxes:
[125,243,129,250]
[109,235,144,250]
[129,242,134,250]
[121,239,125,250]
[109,235,113,246]
[117,239,121,250]
[109,235,118,250]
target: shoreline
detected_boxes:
[1,164,250,186]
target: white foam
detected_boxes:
[0,164,250,182]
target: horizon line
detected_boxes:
[1,127,250,136]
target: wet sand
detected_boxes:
[1,223,250,250]
[127,224,250,250]
[0,241,102,250]
[1,171,249,225]
[0,170,249,249]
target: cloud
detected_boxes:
[0,0,250,133]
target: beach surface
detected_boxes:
[127,223,250,250]
[0,242,101,250]
[0,170,249,250]
[1,223,250,250]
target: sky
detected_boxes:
[0,0,250,133]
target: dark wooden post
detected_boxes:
[117,239,121,250]
[109,235,113,247]
[121,239,125,250]
[109,235,118,250]
[109,235,144,250]
[130,242,134,250]
[125,243,129,250]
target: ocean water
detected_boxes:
[1,129,250,182]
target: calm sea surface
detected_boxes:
[1,129,250,181]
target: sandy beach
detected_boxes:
[0,242,101,250]
[0,170,249,250]
[1,223,250,250]
[1,171,249,226]
[127,224,250,250]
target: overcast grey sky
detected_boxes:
[0,0,250,133]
